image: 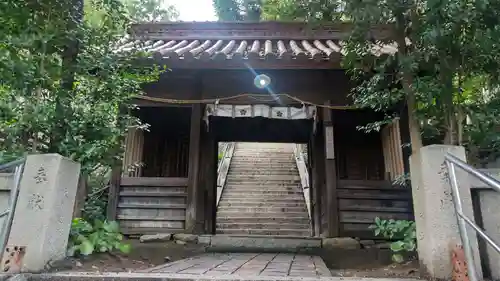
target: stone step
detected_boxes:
[227,173,300,178]
[230,162,296,166]
[230,161,296,165]
[225,180,301,185]
[216,217,310,224]
[220,190,303,196]
[224,182,301,187]
[227,170,298,175]
[233,152,294,156]
[217,206,307,212]
[216,228,311,236]
[225,183,301,188]
[220,197,305,203]
[201,234,321,252]
[229,165,299,173]
[232,156,294,159]
[221,188,303,193]
[216,211,309,218]
[218,201,306,208]
[216,222,310,230]
[219,196,305,203]
[230,159,296,163]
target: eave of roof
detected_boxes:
[116,21,399,69]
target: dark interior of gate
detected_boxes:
[107,22,415,240]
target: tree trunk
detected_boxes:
[51,0,84,152]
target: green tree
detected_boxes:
[342,0,500,153]
[262,0,341,21]
[213,0,262,21]
[123,0,179,22]
[0,0,162,220]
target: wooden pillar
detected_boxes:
[323,103,339,237]
[311,127,325,237]
[106,165,122,220]
[399,106,411,173]
[201,129,217,234]
[186,104,204,233]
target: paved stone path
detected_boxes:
[146,253,331,277]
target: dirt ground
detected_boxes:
[331,259,421,279]
[47,239,421,279]
[45,239,207,273]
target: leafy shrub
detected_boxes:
[68,218,130,256]
[370,217,417,263]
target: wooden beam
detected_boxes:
[73,173,88,218]
[106,165,122,221]
[323,103,339,237]
[186,103,204,233]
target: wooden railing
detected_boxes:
[293,144,311,219]
[216,142,235,206]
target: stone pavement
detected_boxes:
[145,253,331,277]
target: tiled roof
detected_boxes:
[116,22,399,63]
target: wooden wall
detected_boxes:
[338,180,413,239]
[112,107,192,234]
[122,127,144,177]
[381,119,405,180]
[117,177,188,234]
[315,109,413,239]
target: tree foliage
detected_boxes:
[123,0,179,22]
[261,0,342,21]
[261,0,500,161]
[342,0,500,154]
[212,0,262,21]
[0,0,162,219]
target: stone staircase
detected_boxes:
[216,142,311,236]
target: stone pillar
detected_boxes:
[410,145,482,279]
[1,154,80,273]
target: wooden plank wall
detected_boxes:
[117,177,188,234]
[381,119,405,180]
[122,127,144,177]
[142,133,189,177]
[338,180,413,239]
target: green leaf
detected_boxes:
[79,239,95,256]
[118,243,131,254]
[103,221,120,233]
[392,254,404,263]
[390,241,405,252]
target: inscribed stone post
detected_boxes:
[0,154,80,273]
[410,145,482,279]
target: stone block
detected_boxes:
[198,235,211,245]
[322,237,360,249]
[1,154,80,273]
[139,233,172,243]
[173,233,198,243]
[208,235,321,252]
[410,145,482,279]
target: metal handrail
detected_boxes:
[445,153,500,281]
[0,158,25,259]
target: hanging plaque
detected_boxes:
[325,126,335,159]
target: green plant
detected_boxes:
[370,218,417,263]
[68,218,130,256]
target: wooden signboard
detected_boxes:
[325,126,335,159]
